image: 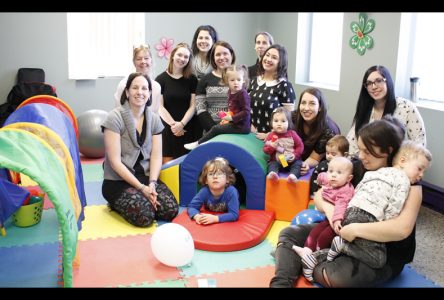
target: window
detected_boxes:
[67,13,145,79]
[399,13,444,103]
[296,13,344,90]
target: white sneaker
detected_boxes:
[287,174,298,183]
[184,141,199,150]
[267,171,279,181]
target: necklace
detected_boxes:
[194,55,210,77]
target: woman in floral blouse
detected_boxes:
[346,65,426,157]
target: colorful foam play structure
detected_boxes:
[159,156,186,203]
[180,133,268,210]
[160,133,311,251]
[265,170,313,221]
[173,209,275,251]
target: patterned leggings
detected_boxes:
[110,181,179,227]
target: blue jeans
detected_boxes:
[267,159,303,178]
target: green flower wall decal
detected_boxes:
[350,13,375,55]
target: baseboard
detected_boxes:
[422,181,444,214]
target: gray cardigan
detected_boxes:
[102,101,164,180]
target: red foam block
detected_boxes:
[173,209,275,252]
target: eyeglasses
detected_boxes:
[207,171,226,178]
[364,77,386,89]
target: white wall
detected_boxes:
[0,12,258,115]
[0,12,442,188]
[267,12,442,187]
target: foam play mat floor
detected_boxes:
[0,159,440,287]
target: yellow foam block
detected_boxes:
[266,220,290,246]
[78,205,156,241]
[265,177,310,221]
[159,164,179,203]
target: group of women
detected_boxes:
[102,25,428,287]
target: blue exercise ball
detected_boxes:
[291,209,326,225]
[77,109,108,158]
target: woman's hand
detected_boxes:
[171,121,185,136]
[173,130,185,137]
[255,132,268,140]
[339,223,359,242]
[333,220,342,235]
[300,161,310,175]
[142,183,160,210]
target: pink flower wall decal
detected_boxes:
[155,37,174,59]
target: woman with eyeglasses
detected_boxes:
[346,65,426,157]
[114,44,161,113]
[187,157,239,225]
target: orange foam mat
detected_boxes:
[78,205,156,241]
[73,234,181,287]
[265,177,310,221]
[185,265,314,288]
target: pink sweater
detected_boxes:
[317,172,355,223]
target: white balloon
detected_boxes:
[151,223,194,267]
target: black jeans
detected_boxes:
[339,206,386,268]
[198,123,250,144]
[270,224,401,287]
[198,111,216,132]
[270,224,314,287]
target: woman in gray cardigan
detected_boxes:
[102,72,178,227]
